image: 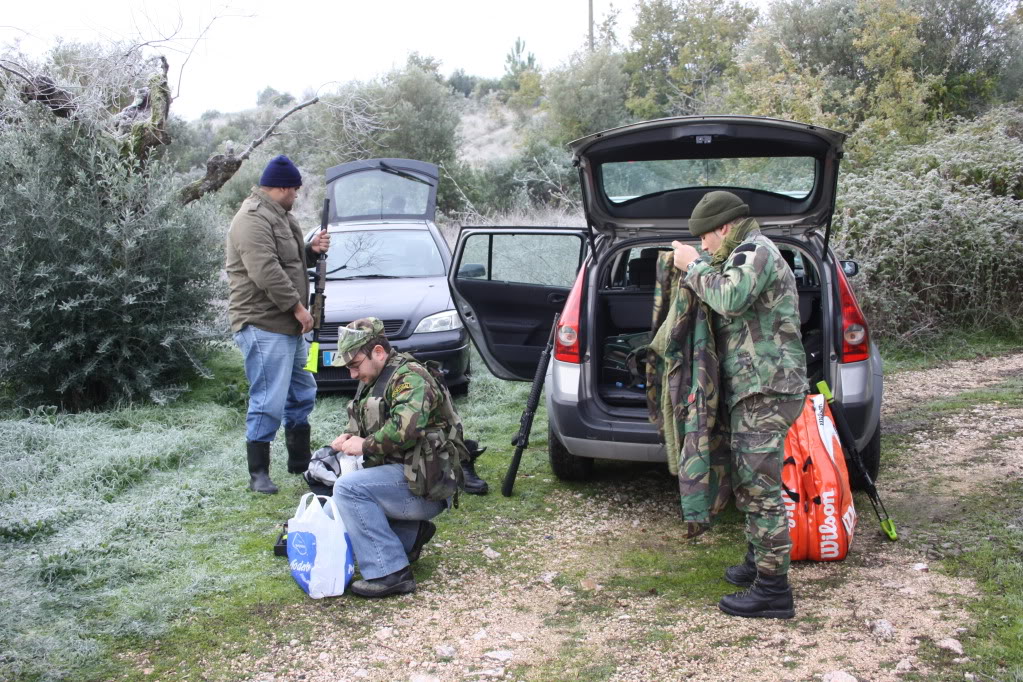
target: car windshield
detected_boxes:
[324,229,445,279]
[331,168,432,218]
[601,156,816,203]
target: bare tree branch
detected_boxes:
[179,96,320,205]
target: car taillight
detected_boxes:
[835,264,869,363]
[554,267,586,363]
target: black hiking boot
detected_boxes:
[462,440,488,495]
[246,441,278,494]
[407,520,437,564]
[718,573,795,619]
[724,544,757,588]
[350,566,416,598]
[285,424,312,474]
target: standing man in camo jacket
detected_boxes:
[226,155,330,495]
[672,190,808,619]
[329,317,465,598]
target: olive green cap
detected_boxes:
[688,191,749,236]
[331,317,386,366]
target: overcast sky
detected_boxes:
[3,0,635,120]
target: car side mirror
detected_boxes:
[457,263,486,278]
[840,260,859,277]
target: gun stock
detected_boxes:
[303,198,330,373]
[502,314,560,497]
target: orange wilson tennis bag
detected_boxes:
[782,394,858,561]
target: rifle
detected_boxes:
[303,198,330,373]
[816,380,897,540]
[502,314,560,497]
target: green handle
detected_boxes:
[816,380,834,401]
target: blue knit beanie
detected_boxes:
[259,155,302,188]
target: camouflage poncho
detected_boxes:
[646,253,731,538]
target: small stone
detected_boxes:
[936,638,964,655]
[952,657,971,664]
[965,673,977,681]
[912,563,929,572]
[354,671,369,679]
[484,650,514,662]
[410,676,440,682]
[782,656,795,663]
[895,658,914,672]
[510,632,525,642]
[289,639,299,646]
[318,652,330,662]
[436,644,456,657]
[472,629,488,640]
[540,571,558,584]
[375,627,394,641]
[142,670,153,676]
[479,668,504,678]
[869,619,896,640]
[483,547,501,560]
[822,672,858,682]
[580,578,599,591]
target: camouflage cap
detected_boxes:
[331,317,386,366]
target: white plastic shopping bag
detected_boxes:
[287,493,356,598]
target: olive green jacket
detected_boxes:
[226,187,317,335]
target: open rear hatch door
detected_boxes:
[570,116,846,242]
[448,227,588,381]
[325,158,439,222]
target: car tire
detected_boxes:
[548,424,593,481]
[849,423,881,491]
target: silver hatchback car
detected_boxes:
[448,116,883,487]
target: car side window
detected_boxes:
[458,233,583,287]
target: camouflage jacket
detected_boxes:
[646,253,731,536]
[347,351,464,500]
[684,227,808,409]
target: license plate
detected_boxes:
[322,350,335,367]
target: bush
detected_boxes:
[0,107,225,410]
[834,108,1023,341]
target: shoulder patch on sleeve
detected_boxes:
[734,243,756,253]
[391,381,414,399]
[731,253,747,266]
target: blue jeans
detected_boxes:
[233,325,317,443]
[333,463,446,580]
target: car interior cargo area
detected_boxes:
[593,241,825,409]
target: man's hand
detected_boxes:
[340,435,365,456]
[331,433,352,451]
[310,229,331,254]
[293,302,314,333]
[672,241,700,272]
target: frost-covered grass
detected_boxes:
[0,344,533,681]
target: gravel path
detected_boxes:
[169,352,1023,682]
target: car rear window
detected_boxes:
[325,229,445,278]
[331,169,432,218]
[601,156,816,204]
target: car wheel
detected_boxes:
[849,423,881,491]
[548,424,593,481]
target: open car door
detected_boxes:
[448,227,588,381]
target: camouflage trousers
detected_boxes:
[729,394,804,576]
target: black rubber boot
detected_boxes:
[724,543,757,588]
[246,441,278,494]
[285,424,312,474]
[350,565,416,598]
[718,573,795,619]
[407,520,437,564]
[462,440,489,495]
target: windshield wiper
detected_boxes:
[329,274,401,281]
[378,161,432,186]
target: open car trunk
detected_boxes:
[591,238,826,409]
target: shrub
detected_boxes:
[0,107,225,410]
[834,107,1023,341]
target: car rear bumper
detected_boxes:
[545,359,666,462]
[312,329,470,391]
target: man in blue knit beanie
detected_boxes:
[225,155,331,493]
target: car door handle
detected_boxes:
[547,293,566,305]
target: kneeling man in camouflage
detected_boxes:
[329,318,465,597]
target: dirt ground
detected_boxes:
[189,353,1023,682]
